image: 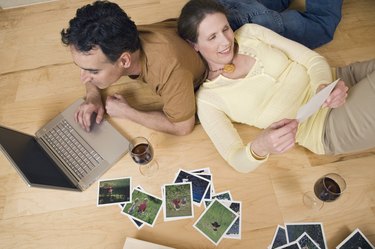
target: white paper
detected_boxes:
[296,79,339,123]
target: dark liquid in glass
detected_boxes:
[131,143,153,165]
[314,177,341,202]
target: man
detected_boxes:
[217,0,343,49]
[61,1,205,135]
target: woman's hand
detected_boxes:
[317,80,348,108]
[251,119,298,157]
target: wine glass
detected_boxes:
[129,136,159,177]
[303,173,346,210]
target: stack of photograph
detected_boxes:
[268,223,374,249]
[96,167,242,246]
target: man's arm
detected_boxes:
[105,94,195,136]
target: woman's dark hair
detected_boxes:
[177,0,228,44]
[61,1,139,63]
[178,0,236,81]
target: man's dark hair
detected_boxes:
[61,0,140,62]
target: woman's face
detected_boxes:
[194,13,235,70]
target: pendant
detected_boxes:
[223,63,235,73]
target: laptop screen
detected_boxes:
[0,126,78,190]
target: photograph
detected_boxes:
[222,200,242,240]
[190,168,211,174]
[190,168,215,195]
[336,228,375,249]
[276,241,301,249]
[285,223,327,249]
[119,185,145,229]
[196,173,213,200]
[97,177,131,206]
[193,200,238,246]
[174,169,211,206]
[204,190,233,208]
[120,203,144,229]
[122,188,163,227]
[163,182,194,221]
[270,225,288,249]
[297,232,321,249]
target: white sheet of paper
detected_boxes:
[296,79,339,123]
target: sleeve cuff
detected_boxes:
[246,143,269,161]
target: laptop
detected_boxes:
[0,98,129,191]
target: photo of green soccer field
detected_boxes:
[194,200,237,245]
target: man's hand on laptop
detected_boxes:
[74,96,105,132]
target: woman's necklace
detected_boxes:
[209,63,236,73]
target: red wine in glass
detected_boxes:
[314,177,341,202]
[129,136,159,177]
[131,143,153,165]
[303,173,346,210]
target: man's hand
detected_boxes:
[251,119,298,157]
[105,93,130,118]
[74,95,105,132]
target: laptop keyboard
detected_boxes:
[41,119,103,180]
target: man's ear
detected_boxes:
[119,52,132,68]
[187,40,199,52]
[193,44,199,52]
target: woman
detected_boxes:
[177,0,375,173]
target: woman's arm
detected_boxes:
[236,24,333,93]
[197,97,265,173]
[197,93,298,173]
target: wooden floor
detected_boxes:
[1,0,375,248]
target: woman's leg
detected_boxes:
[337,59,375,87]
[323,59,375,154]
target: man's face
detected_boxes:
[70,45,124,89]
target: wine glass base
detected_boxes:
[139,160,159,177]
[303,191,323,210]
